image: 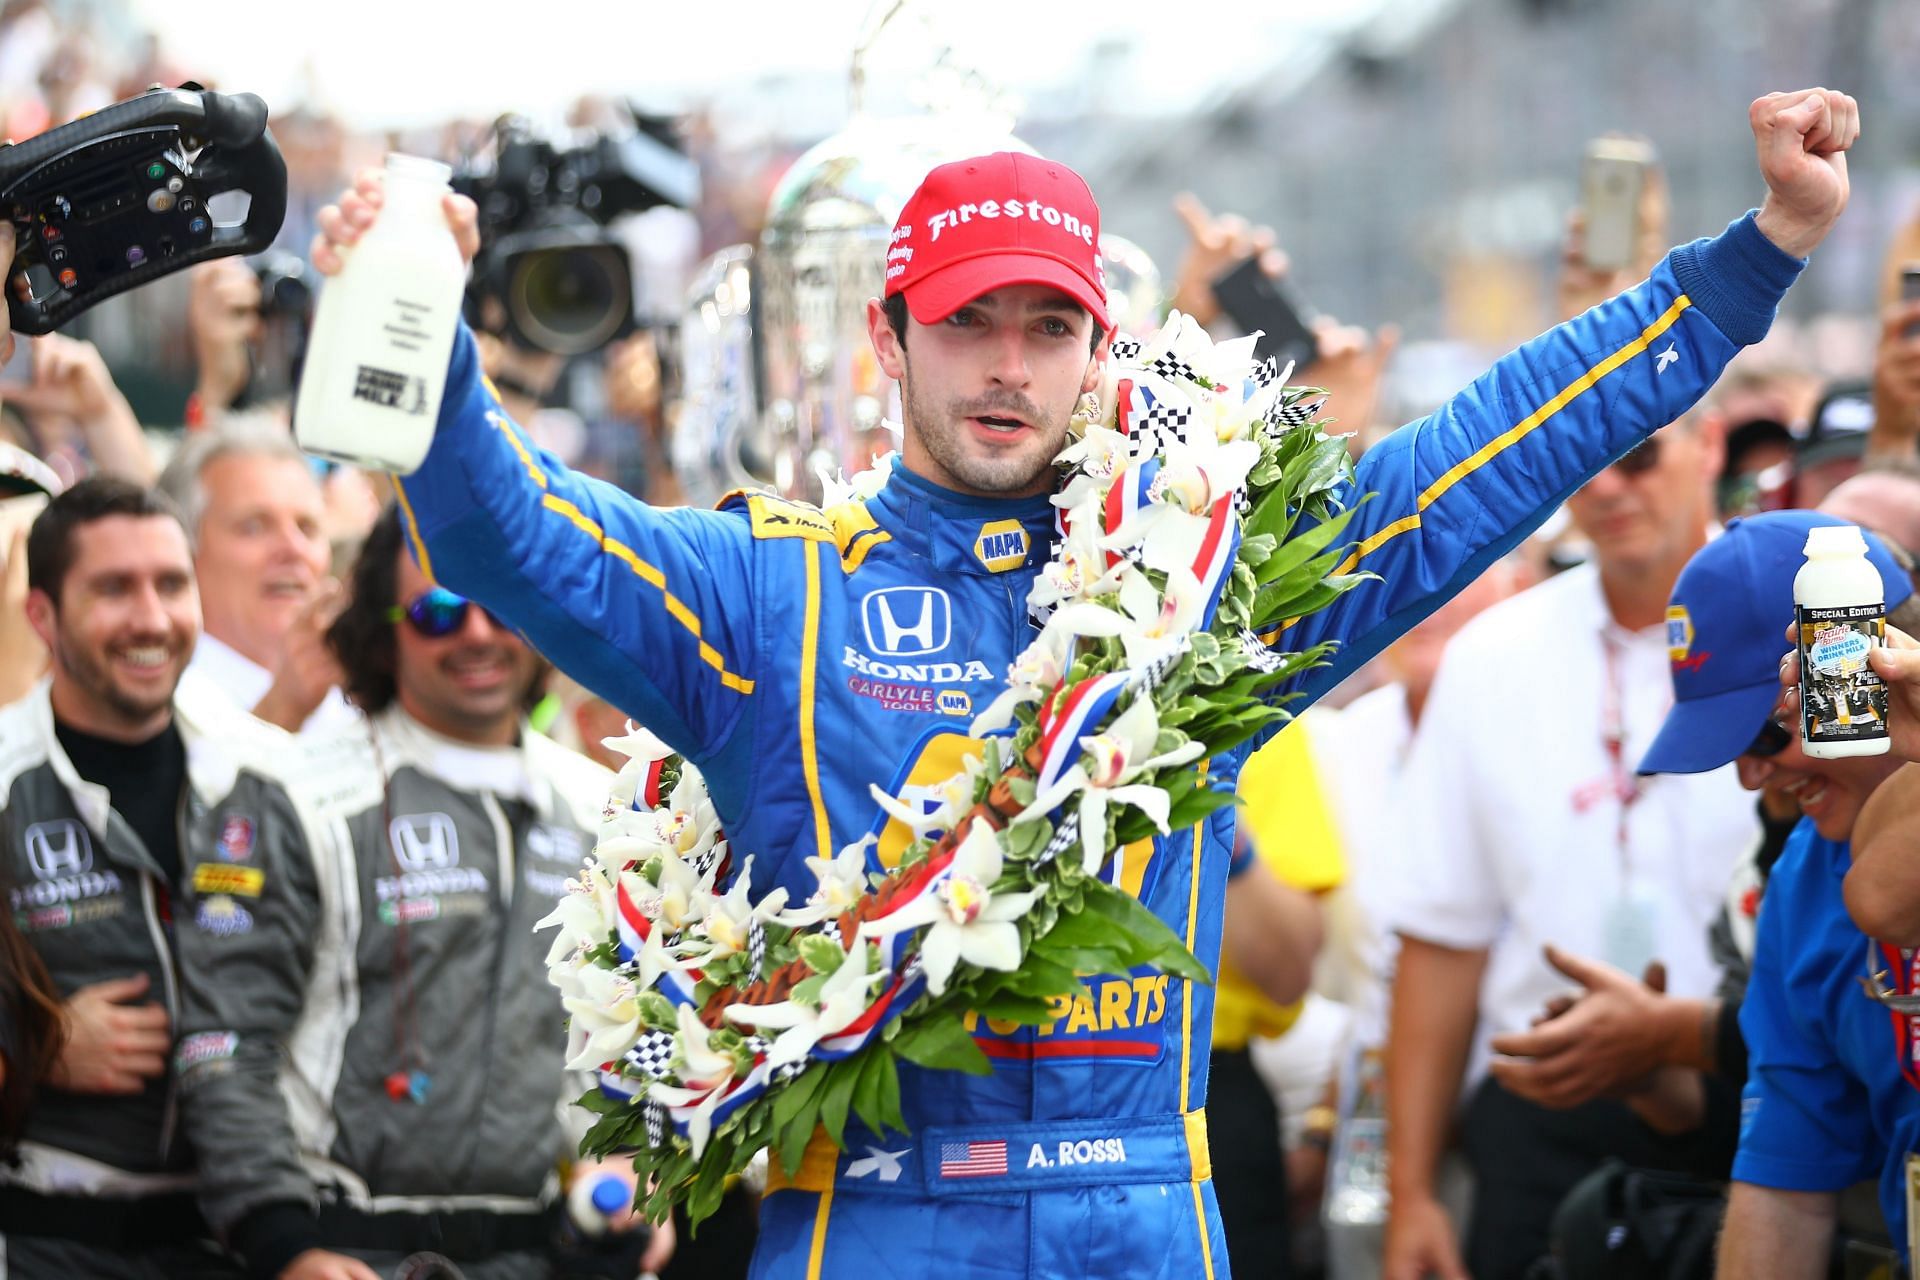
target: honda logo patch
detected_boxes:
[861,587,952,657]
[388,813,460,872]
[24,820,92,880]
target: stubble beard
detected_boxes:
[54,623,178,728]
[903,362,1065,497]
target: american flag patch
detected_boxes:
[938,1140,1008,1179]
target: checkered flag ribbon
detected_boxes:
[625,1028,677,1081]
[1131,401,1193,457]
[771,1058,808,1085]
[1265,395,1325,431]
[1146,351,1205,386]
[689,838,729,880]
[819,918,843,948]
[746,918,767,980]
[1110,336,1142,361]
[644,1099,667,1147]
[1035,811,1081,869]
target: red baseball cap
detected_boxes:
[886,152,1110,333]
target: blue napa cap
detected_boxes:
[1638,510,1912,775]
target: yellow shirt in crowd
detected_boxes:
[1212,717,1347,1051]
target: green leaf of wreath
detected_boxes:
[1077,881,1212,985]
[891,1012,994,1075]
[819,1059,861,1150]
[970,992,1061,1025]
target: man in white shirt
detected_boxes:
[157,421,359,736]
[1379,415,1757,1280]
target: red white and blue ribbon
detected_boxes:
[1034,670,1134,794]
[1192,494,1242,629]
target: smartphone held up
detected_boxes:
[1580,137,1657,273]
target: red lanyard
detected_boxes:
[1599,632,1645,876]
[1874,940,1920,1097]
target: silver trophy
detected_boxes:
[674,5,1024,505]
[673,2,1166,506]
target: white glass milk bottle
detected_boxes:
[293,154,466,473]
[1795,523,1892,758]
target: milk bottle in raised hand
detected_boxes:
[1796,523,1893,759]
[293,154,465,473]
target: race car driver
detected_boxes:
[308,87,1859,1279]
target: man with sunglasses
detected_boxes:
[169,509,674,1280]
[310,88,1857,1278]
[1378,411,1763,1280]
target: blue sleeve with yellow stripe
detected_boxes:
[394,327,760,761]
[1276,212,1802,706]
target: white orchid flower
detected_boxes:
[535,857,619,966]
[774,836,874,929]
[561,963,646,1071]
[1133,311,1258,390]
[655,859,714,934]
[1013,694,1207,875]
[819,449,897,507]
[1052,425,1132,508]
[1045,565,1207,669]
[972,629,1073,735]
[633,915,691,990]
[1026,496,1127,617]
[865,746,991,843]
[599,723,676,809]
[647,1004,745,1157]
[723,936,885,1069]
[687,857,788,963]
[860,824,1041,997]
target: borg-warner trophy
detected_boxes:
[671,8,1161,505]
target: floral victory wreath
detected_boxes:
[539,313,1369,1226]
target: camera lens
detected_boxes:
[507,244,629,356]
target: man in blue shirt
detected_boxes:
[1635,509,1919,1274]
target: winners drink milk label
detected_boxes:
[1797,603,1890,747]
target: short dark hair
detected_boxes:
[881,292,1104,356]
[327,506,406,714]
[26,476,184,603]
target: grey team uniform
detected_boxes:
[0,679,267,1279]
[172,706,611,1279]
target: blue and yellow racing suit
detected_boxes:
[394,213,1800,1278]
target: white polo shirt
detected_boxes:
[1375,562,1756,1087]
[181,632,361,738]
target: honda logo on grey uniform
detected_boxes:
[24,820,93,880]
[388,813,460,872]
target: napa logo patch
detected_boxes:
[1666,605,1694,665]
[936,690,972,718]
[963,967,1172,1065]
[973,520,1030,573]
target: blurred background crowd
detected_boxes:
[3,0,1920,1278]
